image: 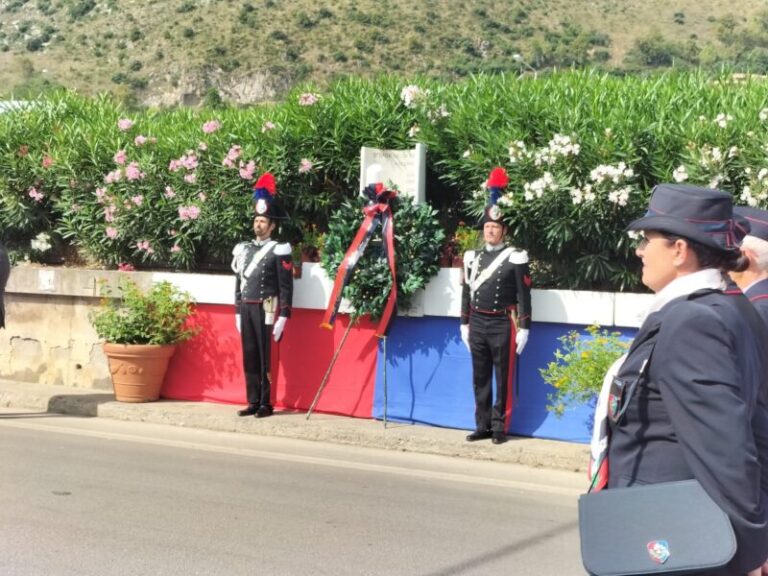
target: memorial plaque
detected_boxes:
[360,143,426,205]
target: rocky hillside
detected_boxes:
[0,0,766,106]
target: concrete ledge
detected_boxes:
[0,378,590,474]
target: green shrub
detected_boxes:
[540,324,630,417]
[69,0,95,20]
[2,72,768,289]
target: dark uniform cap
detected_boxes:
[627,184,740,254]
[734,206,768,242]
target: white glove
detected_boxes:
[516,329,529,355]
[235,314,241,333]
[460,324,470,351]
[273,316,287,342]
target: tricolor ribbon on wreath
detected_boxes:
[321,180,398,338]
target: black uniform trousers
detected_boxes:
[240,302,272,408]
[469,310,516,433]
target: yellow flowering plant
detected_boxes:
[540,324,630,417]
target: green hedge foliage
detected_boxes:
[2,71,768,290]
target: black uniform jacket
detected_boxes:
[608,289,768,574]
[460,246,532,329]
[232,240,293,318]
[746,277,768,328]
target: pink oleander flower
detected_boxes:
[222,158,234,169]
[117,118,134,131]
[202,120,221,134]
[27,187,44,202]
[125,162,145,181]
[298,92,320,106]
[136,240,151,251]
[181,153,198,171]
[168,159,182,172]
[131,195,143,206]
[104,205,116,222]
[113,149,127,165]
[42,155,54,168]
[105,226,118,239]
[262,121,275,133]
[198,192,207,202]
[104,169,122,183]
[134,135,148,146]
[226,145,242,161]
[184,173,197,184]
[164,186,176,199]
[239,160,256,180]
[117,262,135,272]
[171,244,182,253]
[95,187,107,201]
[178,205,201,221]
[299,158,313,174]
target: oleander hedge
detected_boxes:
[1,70,767,289]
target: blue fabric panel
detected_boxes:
[373,316,637,444]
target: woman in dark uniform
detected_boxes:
[603,184,768,575]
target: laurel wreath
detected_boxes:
[320,195,445,320]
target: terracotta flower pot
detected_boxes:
[103,343,177,402]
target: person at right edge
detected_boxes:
[596,184,768,576]
[460,167,532,446]
[730,206,768,326]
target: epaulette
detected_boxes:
[232,241,250,257]
[274,242,292,256]
[508,248,529,264]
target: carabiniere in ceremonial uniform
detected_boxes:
[232,172,293,418]
[460,167,532,445]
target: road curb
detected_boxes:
[0,379,589,474]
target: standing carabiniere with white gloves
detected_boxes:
[232,172,293,419]
[460,167,532,445]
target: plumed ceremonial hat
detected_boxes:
[627,184,740,254]
[734,206,768,242]
[479,167,508,228]
[252,172,287,220]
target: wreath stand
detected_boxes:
[305,320,389,429]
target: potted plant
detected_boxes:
[90,277,199,402]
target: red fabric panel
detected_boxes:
[274,310,377,418]
[161,303,245,404]
[162,305,377,419]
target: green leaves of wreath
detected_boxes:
[321,195,445,321]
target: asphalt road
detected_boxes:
[0,409,585,575]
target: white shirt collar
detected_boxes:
[484,243,505,252]
[646,268,725,316]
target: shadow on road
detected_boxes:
[46,393,115,417]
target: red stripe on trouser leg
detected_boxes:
[504,321,517,432]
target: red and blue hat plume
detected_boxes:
[252,172,285,219]
[479,167,508,227]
